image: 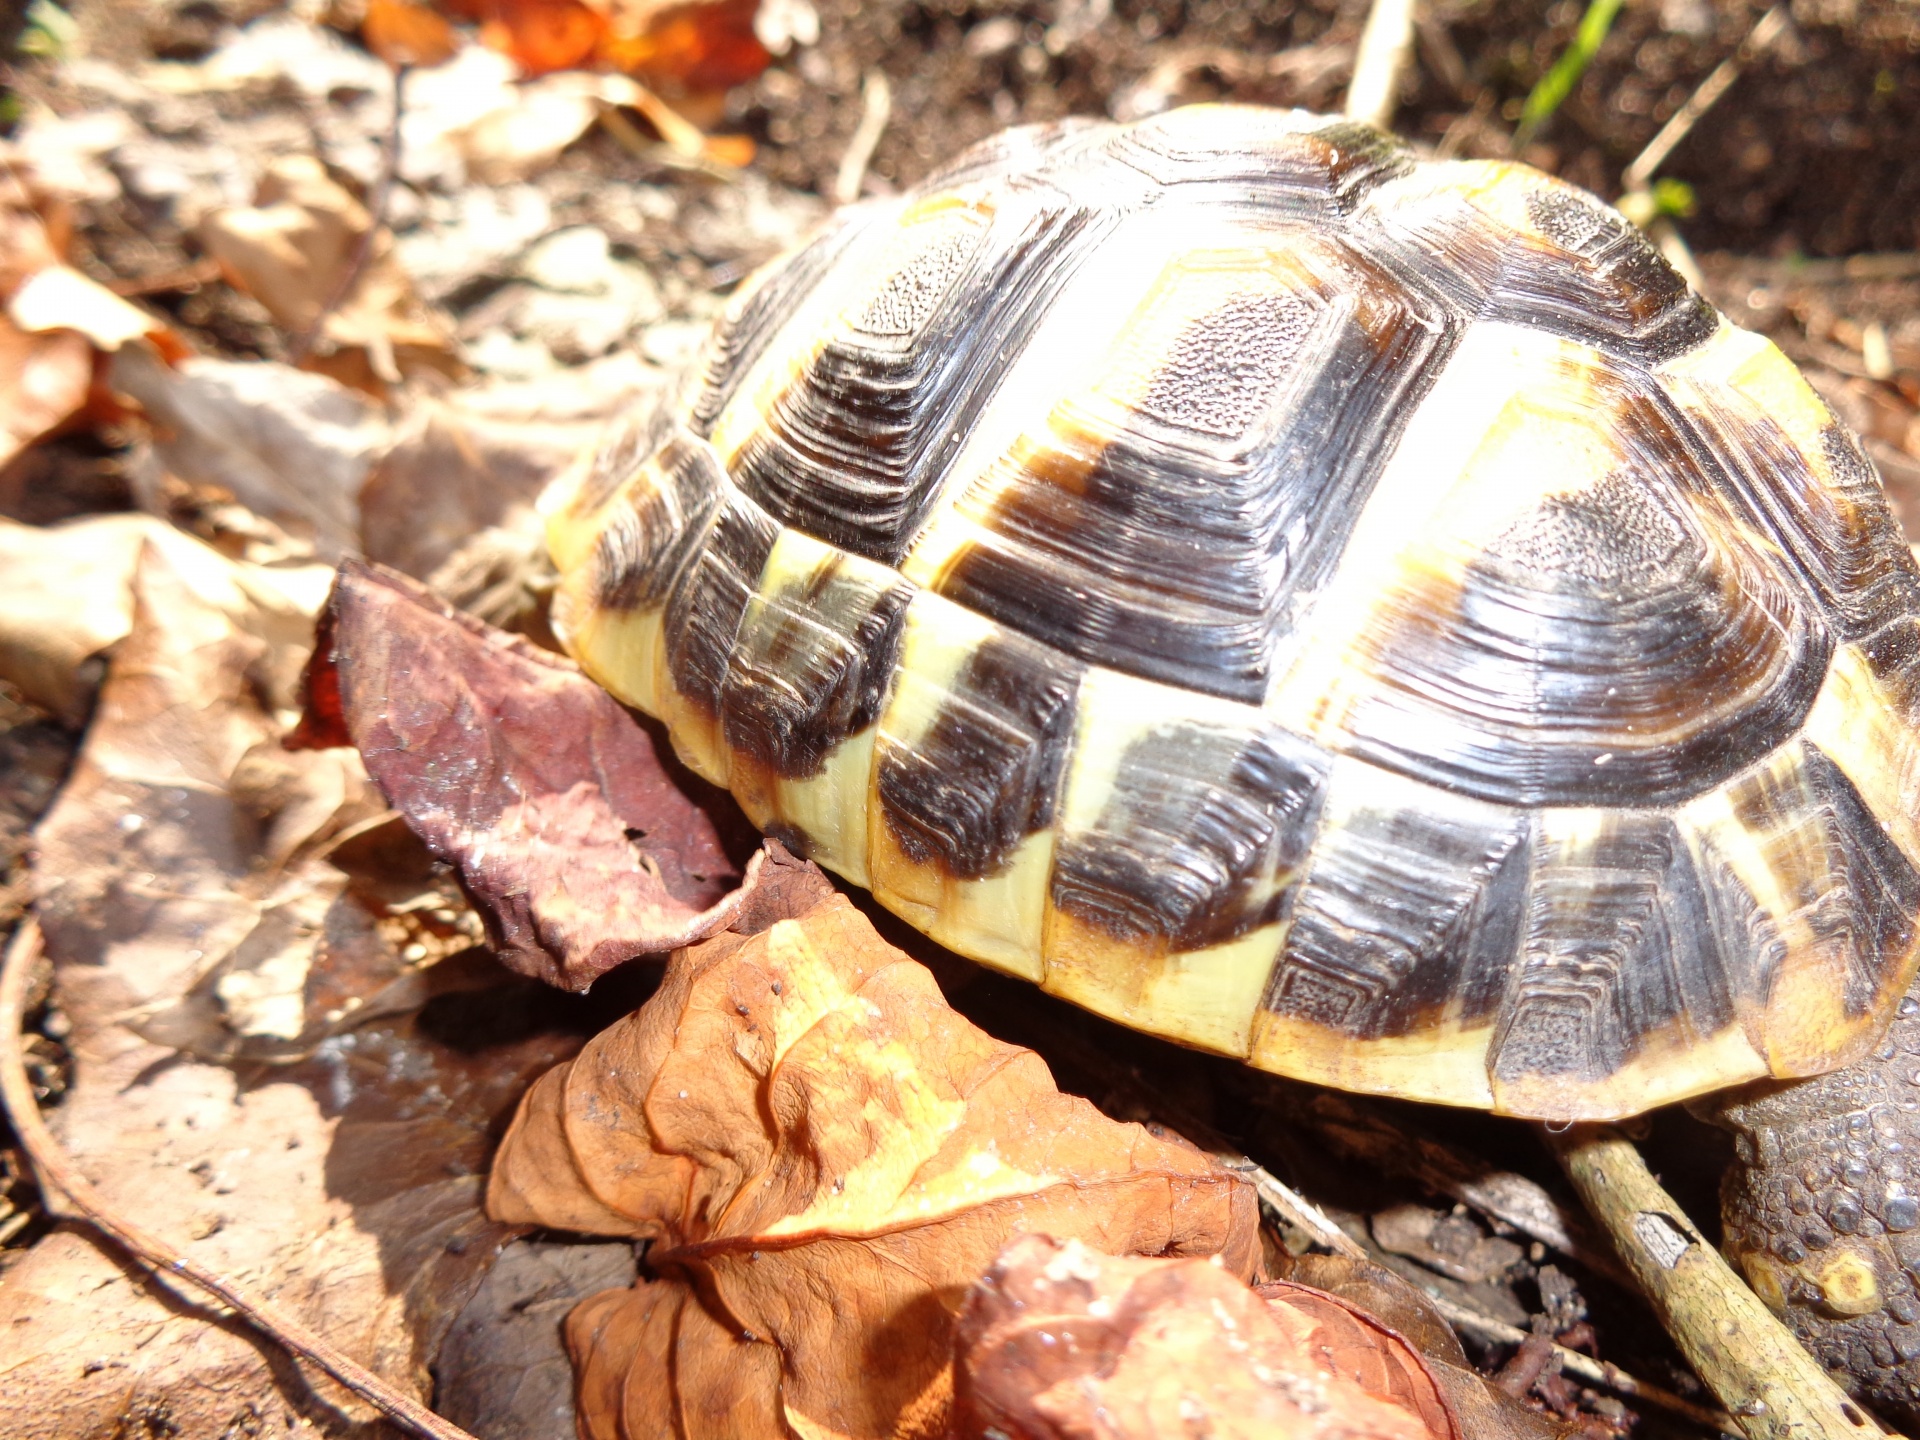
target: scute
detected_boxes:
[545,104,1920,1120]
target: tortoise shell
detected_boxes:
[544,105,1920,1120]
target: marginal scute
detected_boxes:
[1681,741,1920,1077]
[1264,760,1529,1044]
[662,490,779,729]
[589,430,726,613]
[927,236,1453,701]
[1051,701,1327,952]
[719,530,911,778]
[875,609,1081,882]
[1491,812,1731,1091]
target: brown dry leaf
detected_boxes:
[199,156,460,389]
[0,513,331,723]
[594,0,770,93]
[299,559,759,987]
[0,320,90,471]
[487,894,1258,1439]
[9,263,183,359]
[364,0,461,68]
[953,1234,1456,1440]
[1269,1255,1572,1440]
[109,346,393,560]
[3,543,576,1438]
[480,0,608,75]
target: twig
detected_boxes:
[0,920,482,1440]
[833,69,892,206]
[1220,1127,1733,1433]
[1546,1123,1888,1440]
[1621,6,1789,194]
[1424,1290,1734,1432]
[1345,0,1417,133]
[289,63,409,365]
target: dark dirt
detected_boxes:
[735,0,1920,259]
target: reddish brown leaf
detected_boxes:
[479,0,607,75]
[487,894,1258,1439]
[953,1235,1459,1440]
[363,0,460,68]
[298,559,760,989]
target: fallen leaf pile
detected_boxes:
[296,560,760,987]
[486,892,1259,1439]
[952,1234,1458,1440]
[0,530,580,1438]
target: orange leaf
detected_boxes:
[487,894,1258,1439]
[596,0,769,90]
[953,1236,1461,1440]
[479,0,606,75]
[362,0,460,68]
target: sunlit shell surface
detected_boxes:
[545,105,1920,1120]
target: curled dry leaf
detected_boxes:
[199,156,459,390]
[298,559,758,988]
[953,1234,1457,1440]
[487,894,1258,1439]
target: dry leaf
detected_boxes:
[8,263,179,356]
[109,346,392,560]
[1267,1255,1573,1440]
[364,0,461,68]
[3,544,572,1438]
[298,560,760,987]
[0,320,90,471]
[480,0,607,75]
[357,391,599,579]
[0,513,331,723]
[953,1235,1457,1440]
[594,0,770,92]
[199,155,459,388]
[487,893,1258,1439]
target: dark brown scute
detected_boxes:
[719,556,912,777]
[1703,742,1920,1022]
[1363,178,1716,363]
[1338,396,1832,809]
[590,430,726,613]
[938,243,1455,702]
[1490,814,1727,1085]
[688,213,866,438]
[663,492,779,720]
[1264,793,1531,1040]
[1051,722,1327,949]
[728,192,1110,565]
[876,632,1080,880]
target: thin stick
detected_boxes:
[1423,1289,1734,1432]
[833,70,892,205]
[1621,5,1788,193]
[1345,0,1417,132]
[0,920,482,1440]
[1227,1134,1733,1432]
[1547,1123,1886,1440]
[290,63,410,365]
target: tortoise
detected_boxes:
[540,104,1920,1122]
